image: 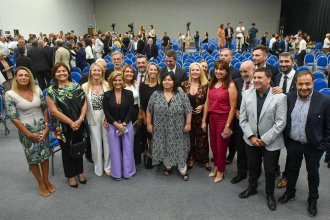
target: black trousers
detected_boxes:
[35,69,51,91]
[227,118,238,160]
[60,140,84,178]
[246,144,280,194]
[286,138,324,200]
[297,50,306,67]
[232,119,247,176]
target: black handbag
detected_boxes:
[143,139,153,169]
[69,132,86,159]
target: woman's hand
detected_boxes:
[184,124,191,133]
[194,105,203,114]
[222,127,233,139]
[71,118,83,131]
[38,127,49,141]
[201,121,207,132]
[115,123,126,134]
[103,120,109,130]
[147,124,153,133]
[28,133,40,143]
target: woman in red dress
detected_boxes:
[202,60,237,183]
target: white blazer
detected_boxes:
[82,82,109,126]
[239,87,287,151]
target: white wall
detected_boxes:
[0,0,95,38]
[95,0,281,39]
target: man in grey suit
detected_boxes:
[160,50,187,86]
[239,67,287,211]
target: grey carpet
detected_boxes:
[0,122,329,220]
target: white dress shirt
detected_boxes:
[279,69,295,93]
[298,39,306,53]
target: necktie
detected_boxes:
[139,74,144,84]
[245,81,250,90]
[282,76,288,94]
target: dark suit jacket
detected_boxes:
[28,46,51,72]
[230,65,240,80]
[273,71,298,93]
[285,91,330,151]
[266,63,280,82]
[225,27,234,38]
[137,39,145,54]
[103,89,134,124]
[160,66,188,87]
[144,44,158,60]
[234,77,244,110]
[15,55,35,75]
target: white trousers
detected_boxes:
[89,109,111,176]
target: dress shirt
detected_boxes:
[242,80,254,92]
[298,40,306,53]
[256,87,270,122]
[136,71,146,85]
[167,66,177,74]
[0,41,9,56]
[279,69,295,93]
[85,46,94,59]
[269,38,276,49]
[289,92,312,143]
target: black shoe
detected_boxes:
[306,198,317,217]
[225,155,234,165]
[239,188,257,199]
[267,194,277,211]
[231,175,247,184]
[79,179,87,184]
[85,155,94,163]
[324,158,330,163]
[278,192,295,204]
[69,183,78,188]
[327,163,330,169]
[275,171,281,178]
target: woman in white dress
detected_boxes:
[5,67,55,197]
[82,63,110,176]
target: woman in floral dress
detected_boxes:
[5,67,55,197]
[46,62,88,188]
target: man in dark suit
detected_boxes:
[104,51,124,81]
[272,52,299,189]
[277,71,330,217]
[220,48,240,164]
[220,48,240,80]
[225,23,234,49]
[28,39,52,90]
[160,50,187,86]
[231,60,255,184]
[252,45,280,82]
[144,38,158,61]
[280,35,292,52]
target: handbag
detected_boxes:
[69,132,86,159]
[143,139,153,169]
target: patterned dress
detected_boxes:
[5,87,51,164]
[47,83,86,142]
[147,90,192,167]
[181,81,209,164]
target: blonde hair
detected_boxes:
[145,63,160,84]
[12,67,36,93]
[108,71,124,91]
[189,62,208,86]
[87,62,106,91]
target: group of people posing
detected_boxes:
[4,46,330,217]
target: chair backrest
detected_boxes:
[297,66,309,73]
[70,67,81,74]
[313,79,328,91]
[304,53,315,64]
[319,88,330,96]
[266,58,276,66]
[234,62,241,69]
[71,72,81,83]
[316,56,327,66]
[83,66,90,74]
[312,72,325,80]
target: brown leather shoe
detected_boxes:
[276,178,288,189]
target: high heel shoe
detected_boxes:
[209,170,217,177]
[68,178,78,188]
[78,174,87,184]
[214,173,224,183]
[204,163,211,171]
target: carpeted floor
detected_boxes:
[0,122,329,220]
